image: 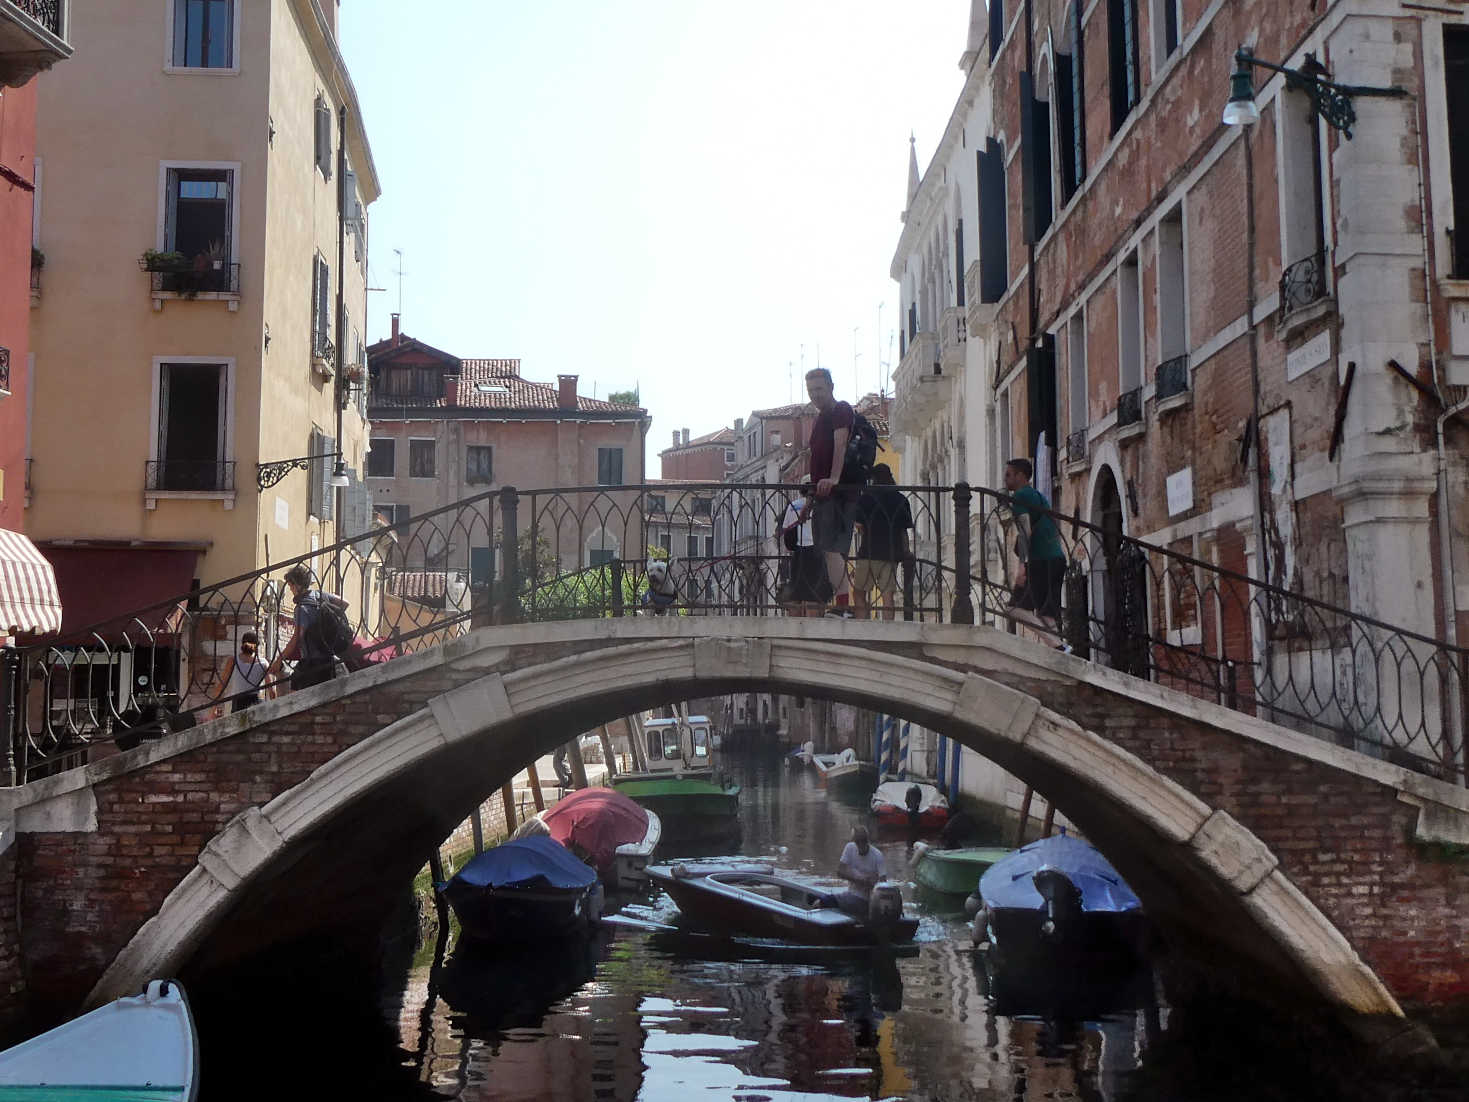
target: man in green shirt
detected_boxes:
[1003,458,1068,648]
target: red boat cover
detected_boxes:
[541,787,650,874]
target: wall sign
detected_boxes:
[1166,468,1194,517]
[1285,329,1332,382]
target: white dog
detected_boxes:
[641,557,680,614]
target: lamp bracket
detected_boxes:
[256,451,342,492]
[1237,48,1408,139]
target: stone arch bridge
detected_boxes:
[1,618,1466,1051]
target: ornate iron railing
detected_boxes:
[1155,354,1189,401]
[1279,250,1329,320]
[1117,386,1143,427]
[13,1,63,36]
[1065,428,1087,464]
[149,262,241,297]
[145,460,236,493]
[2,482,1464,787]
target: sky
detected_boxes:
[340,2,970,463]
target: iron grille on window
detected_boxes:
[1117,386,1143,427]
[146,460,235,493]
[148,262,241,296]
[1279,251,1329,320]
[1066,428,1087,464]
[15,1,64,36]
[1155,354,1190,401]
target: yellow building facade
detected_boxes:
[26,0,378,623]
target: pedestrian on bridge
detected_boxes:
[1003,458,1067,649]
[264,565,347,693]
[852,463,914,620]
[805,368,857,618]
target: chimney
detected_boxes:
[390,313,401,347]
[444,374,460,406]
[682,428,690,446]
[734,417,744,432]
[557,374,578,410]
[672,430,680,447]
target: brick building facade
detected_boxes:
[658,426,735,481]
[896,0,1469,753]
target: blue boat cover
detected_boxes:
[979,833,1141,914]
[451,835,597,890]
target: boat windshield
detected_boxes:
[691,727,709,759]
[645,730,663,760]
[661,727,682,759]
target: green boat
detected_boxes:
[611,716,741,843]
[913,846,1013,897]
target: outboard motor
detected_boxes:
[867,881,904,937]
[1032,866,1083,939]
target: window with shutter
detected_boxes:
[1446,28,1469,277]
[1108,0,1141,134]
[1071,3,1088,185]
[1056,54,1078,201]
[977,139,1009,304]
[988,0,1004,62]
[312,255,332,357]
[465,445,493,484]
[314,97,333,179]
[597,447,623,486]
[366,437,395,478]
[686,535,699,559]
[1020,73,1053,242]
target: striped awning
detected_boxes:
[0,529,63,636]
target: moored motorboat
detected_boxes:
[612,715,741,843]
[913,845,1013,897]
[440,835,603,944]
[0,979,199,1101]
[975,833,1146,985]
[646,862,918,947]
[870,780,950,833]
[517,786,662,891]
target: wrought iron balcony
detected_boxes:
[0,344,9,394]
[146,459,236,494]
[1066,428,1087,464]
[1117,386,1143,428]
[1,1,71,88]
[145,261,241,297]
[1279,250,1329,321]
[1155,354,1190,401]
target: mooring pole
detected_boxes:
[565,737,589,789]
[1015,786,1035,848]
[525,760,546,811]
[501,782,518,833]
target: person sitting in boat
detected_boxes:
[835,825,886,916]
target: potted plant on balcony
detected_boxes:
[30,247,44,272]
[203,239,228,271]
[139,248,189,272]
[342,362,365,386]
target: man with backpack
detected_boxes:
[805,368,877,618]
[265,564,353,692]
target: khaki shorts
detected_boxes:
[852,559,897,595]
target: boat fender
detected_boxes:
[963,892,982,918]
[672,862,692,879]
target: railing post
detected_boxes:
[1,647,20,787]
[902,561,915,622]
[610,558,624,618]
[498,486,521,625]
[951,482,975,625]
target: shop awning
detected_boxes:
[0,529,64,636]
[40,545,202,644]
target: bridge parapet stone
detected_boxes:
[1190,809,1281,894]
[428,676,515,745]
[953,674,1039,742]
[694,637,773,681]
[196,808,284,893]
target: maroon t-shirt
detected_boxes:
[809,401,854,483]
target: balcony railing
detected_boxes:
[1155,354,1190,401]
[12,1,63,36]
[145,459,236,493]
[1066,428,1087,464]
[0,344,9,394]
[146,262,241,297]
[1279,250,1329,321]
[1117,386,1143,428]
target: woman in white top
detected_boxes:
[777,487,831,616]
[214,630,266,717]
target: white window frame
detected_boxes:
[146,355,237,509]
[408,437,437,480]
[586,529,621,567]
[1274,82,1334,291]
[1149,0,1182,74]
[163,0,242,76]
[1117,249,1143,395]
[1067,308,1088,435]
[1154,204,1189,364]
[155,160,242,309]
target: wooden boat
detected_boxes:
[0,979,199,1101]
[870,780,950,832]
[798,742,878,800]
[612,715,740,842]
[646,862,918,947]
[976,833,1146,982]
[913,845,1013,896]
[440,835,603,944]
[515,786,661,891]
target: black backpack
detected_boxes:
[307,593,354,659]
[840,413,881,485]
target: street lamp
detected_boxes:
[329,460,350,489]
[1222,45,1407,139]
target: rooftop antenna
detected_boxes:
[392,248,407,318]
[787,360,794,404]
[852,326,862,400]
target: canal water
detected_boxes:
[197,749,1468,1101]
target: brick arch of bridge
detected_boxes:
[54,620,1464,1042]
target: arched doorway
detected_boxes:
[1090,466,1149,677]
